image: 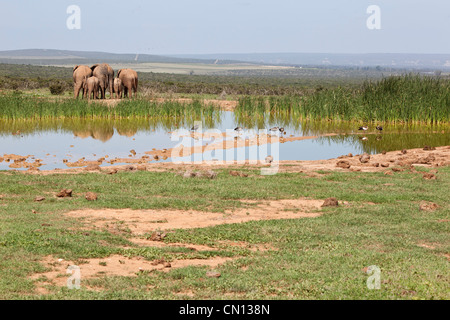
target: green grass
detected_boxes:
[0,166,448,299]
[0,94,219,121]
[237,75,450,123]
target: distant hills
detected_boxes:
[0,49,449,71]
[0,49,244,66]
[170,52,450,70]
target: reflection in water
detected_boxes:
[0,111,448,171]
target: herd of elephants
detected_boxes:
[72,63,138,100]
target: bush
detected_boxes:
[49,82,65,95]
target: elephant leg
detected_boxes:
[74,83,82,99]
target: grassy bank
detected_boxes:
[0,94,218,121]
[0,166,448,299]
[0,74,448,123]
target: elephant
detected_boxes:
[73,65,92,99]
[117,68,138,98]
[90,63,114,99]
[113,77,123,99]
[82,76,100,100]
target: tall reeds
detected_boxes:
[236,75,450,124]
[0,95,218,121]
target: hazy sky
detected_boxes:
[0,0,449,55]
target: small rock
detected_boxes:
[154,155,160,161]
[380,163,390,168]
[336,160,351,169]
[85,192,98,201]
[150,231,167,241]
[372,163,380,167]
[183,170,195,178]
[422,173,436,180]
[163,262,171,268]
[206,271,221,278]
[359,153,370,163]
[321,197,339,207]
[417,155,435,164]
[229,170,239,176]
[107,168,118,175]
[419,201,439,211]
[130,149,136,156]
[392,167,404,172]
[56,189,72,198]
[34,196,45,202]
[347,153,353,157]
[384,170,393,175]
[204,170,217,179]
[265,155,273,164]
[423,145,436,151]
[401,149,407,154]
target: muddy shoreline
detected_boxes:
[2,145,448,175]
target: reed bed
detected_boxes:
[237,75,450,124]
[0,95,218,122]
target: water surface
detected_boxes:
[0,111,448,170]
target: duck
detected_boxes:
[376,125,383,131]
[279,127,285,133]
[191,124,200,131]
[269,127,279,131]
[358,126,368,131]
[234,127,243,132]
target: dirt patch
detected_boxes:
[64,198,324,234]
[30,254,233,292]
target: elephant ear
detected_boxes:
[117,69,122,77]
[90,64,99,71]
[73,65,80,72]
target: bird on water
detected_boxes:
[358,126,368,131]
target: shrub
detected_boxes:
[49,82,65,95]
